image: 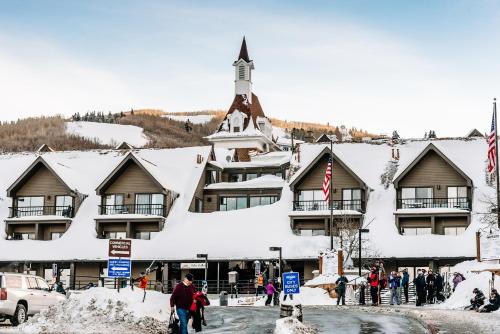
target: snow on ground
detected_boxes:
[65,121,149,147]
[437,260,500,310]
[18,287,169,334]
[274,317,318,334]
[164,114,215,124]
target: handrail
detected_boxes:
[396,197,471,210]
[292,200,363,212]
[99,204,166,217]
[9,206,74,218]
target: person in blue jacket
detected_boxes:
[401,268,410,304]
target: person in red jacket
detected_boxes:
[190,291,210,332]
[170,273,196,334]
[367,267,379,306]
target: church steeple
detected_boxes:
[233,37,254,103]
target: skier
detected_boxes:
[389,271,401,305]
[401,268,410,304]
[479,289,500,313]
[467,288,486,311]
[335,274,348,306]
[190,290,210,332]
[265,281,276,306]
[414,270,426,306]
[426,269,436,304]
[170,273,197,334]
[367,267,379,306]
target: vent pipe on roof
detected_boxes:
[391,148,400,161]
[196,154,204,164]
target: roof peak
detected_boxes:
[238,37,251,62]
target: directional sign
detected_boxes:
[283,272,300,295]
[108,239,132,258]
[108,258,131,278]
[481,232,500,261]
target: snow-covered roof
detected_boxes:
[205,175,284,190]
[0,138,493,262]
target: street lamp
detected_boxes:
[197,253,208,282]
[269,247,282,288]
[358,229,370,276]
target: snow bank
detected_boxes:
[274,317,317,334]
[164,114,215,124]
[65,121,149,147]
[438,260,500,310]
[19,287,169,334]
[291,287,336,306]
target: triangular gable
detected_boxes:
[36,144,54,153]
[95,153,167,195]
[393,143,473,187]
[289,146,367,190]
[115,142,135,150]
[6,156,76,197]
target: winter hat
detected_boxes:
[185,273,194,282]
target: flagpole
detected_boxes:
[494,98,500,228]
[330,139,334,250]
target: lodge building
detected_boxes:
[0,38,485,291]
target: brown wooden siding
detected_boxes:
[40,224,66,240]
[398,151,468,197]
[398,217,432,227]
[105,163,163,206]
[295,155,361,201]
[16,164,78,211]
[203,195,218,213]
[435,216,468,234]
[189,168,207,212]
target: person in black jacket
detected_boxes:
[434,272,444,302]
[468,288,486,311]
[480,289,499,313]
[414,270,426,306]
[335,274,348,305]
[426,269,436,304]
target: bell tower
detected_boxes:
[233,37,254,103]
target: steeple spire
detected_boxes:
[238,37,250,62]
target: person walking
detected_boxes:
[401,268,409,304]
[414,270,426,306]
[265,281,276,306]
[389,272,401,305]
[335,274,348,306]
[426,269,436,304]
[190,290,210,332]
[170,273,197,334]
[368,267,379,306]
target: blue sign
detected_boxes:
[283,272,300,295]
[108,258,131,278]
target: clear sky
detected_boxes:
[1,0,499,137]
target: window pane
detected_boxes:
[249,197,260,207]
[56,196,72,207]
[229,174,243,182]
[135,194,150,205]
[352,189,361,200]
[105,195,115,206]
[115,194,124,205]
[227,198,237,211]
[246,173,258,181]
[17,196,44,207]
[299,191,313,201]
[300,229,313,236]
[275,172,283,178]
[260,197,272,205]
[135,232,151,240]
[36,278,50,290]
[51,233,62,240]
[457,187,467,197]
[151,194,164,205]
[416,188,432,198]
[313,190,323,201]
[342,189,351,201]
[27,277,38,289]
[447,187,456,198]
[416,228,432,235]
[5,276,22,288]
[312,230,326,236]
[401,188,415,199]
[237,197,247,209]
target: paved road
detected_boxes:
[201,306,429,333]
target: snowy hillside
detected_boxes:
[164,114,215,124]
[65,121,149,147]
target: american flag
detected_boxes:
[322,157,332,201]
[488,109,497,173]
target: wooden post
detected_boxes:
[476,231,481,262]
[338,250,344,275]
[319,256,323,275]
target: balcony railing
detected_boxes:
[292,200,364,212]
[9,206,75,218]
[396,197,471,210]
[99,204,166,217]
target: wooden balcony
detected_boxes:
[396,197,471,210]
[98,204,166,217]
[8,206,75,218]
[292,200,364,212]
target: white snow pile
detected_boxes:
[274,317,317,334]
[438,260,500,310]
[19,287,169,334]
[65,121,149,147]
[164,114,215,124]
[287,287,336,306]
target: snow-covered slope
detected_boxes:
[164,114,215,124]
[65,121,149,147]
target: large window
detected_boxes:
[219,197,247,211]
[298,190,323,201]
[135,193,164,215]
[444,226,466,236]
[51,232,63,240]
[104,194,125,214]
[249,196,278,207]
[401,227,432,236]
[135,231,158,240]
[342,189,362,210]
[15,196,44,217]
[447,186,468,208]
[206,170,217,185]
[401,187,433,208]
[246,173,258,181]
[13,233,35,240]
[55,195,73,216]
[195,198,203,213]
